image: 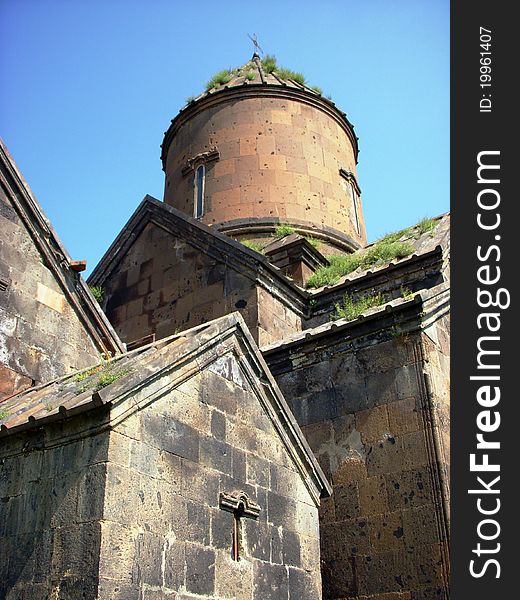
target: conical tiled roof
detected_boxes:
[162,54,357,165]
[188,53,324,102]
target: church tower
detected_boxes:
[2,51,451,600]
[161,54,366,254]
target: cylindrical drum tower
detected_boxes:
[161,55,366,253]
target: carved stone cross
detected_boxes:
[219,491,261,561]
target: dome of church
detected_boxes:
[161,54,366,252]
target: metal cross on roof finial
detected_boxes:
[247,33,264,56]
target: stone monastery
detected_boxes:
[0,54,450,600]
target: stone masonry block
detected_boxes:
[210,410,226,441]
[385,467,433,511]
[200,436,232,474]
[244,520,271,562]
[387,397,421,436]
[402,506,443,549]
[181,459,221,509]
[215,549,253,599]
[321,517,370,559]
[141,412,200,462]
[186,500,210,546]
[356,405,390,444]
[288,567,321,600]
[333,481,361,521]
[163,540,186,591]
[321,555,356,598]
[253,561,288,600]
[246,454,270,488]
[282,528,301,567]
[358,475,390,517]
[185,544,215,596]
[133,531,163,587]
[369,510,405,553]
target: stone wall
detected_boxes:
[99,352,322,599]
[0,188,104,400]
[422,313,450,522]
[0,409,110,599]
[1,351,323,600]
[265,311,450,600]
[101,221,302,346]
[257,287,302,347]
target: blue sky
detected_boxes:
[0,0,449,277]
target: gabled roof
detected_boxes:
[88,194,309,316]
[0,312,332,504]
[0,139,124,355]
[263,284,450,363]
[308,213,450,294]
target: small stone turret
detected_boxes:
[161,55,366,253]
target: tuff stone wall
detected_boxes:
[257,287,301,347]
[265,314,450,600]
[0,409,110,598]
[101,222,302,346]
[101,358,321,599]
[0,352,323,599]
[163,94,366,250]
[422,313,450,521]
[0,189,103,400]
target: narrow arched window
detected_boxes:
[339,168,362,236]
[194,164,205,218]
[349,184,361,235]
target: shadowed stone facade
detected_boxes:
[88,197,306,348]
[0,140,123,401]
[0,315,329,599]
[264,288,450,600]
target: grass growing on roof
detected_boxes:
[206,69,234,90]
[261,54,277,73]
[199,55,323,98]
[0,409,10,420]
[72,358,131,395]
[274,224,296,238]
[72,364,103,382]
[415,217,437,236]
[89,285,105,303]
[94,368,131,391]
[380,216,438,244]
[275,67,305,84]
[333,292,385,321]
[306,240,414,288]
[305,217,440,289]
[241,240,264,253]
[260,55,307,86]
[305,237,321,250]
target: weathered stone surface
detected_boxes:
[252,561,289,600]
[1,327,326,599]
[267,307,450,600]
[90,214,303,348]
[0,141,122,400]
[185,544,216,596]
[163,89,365,251]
